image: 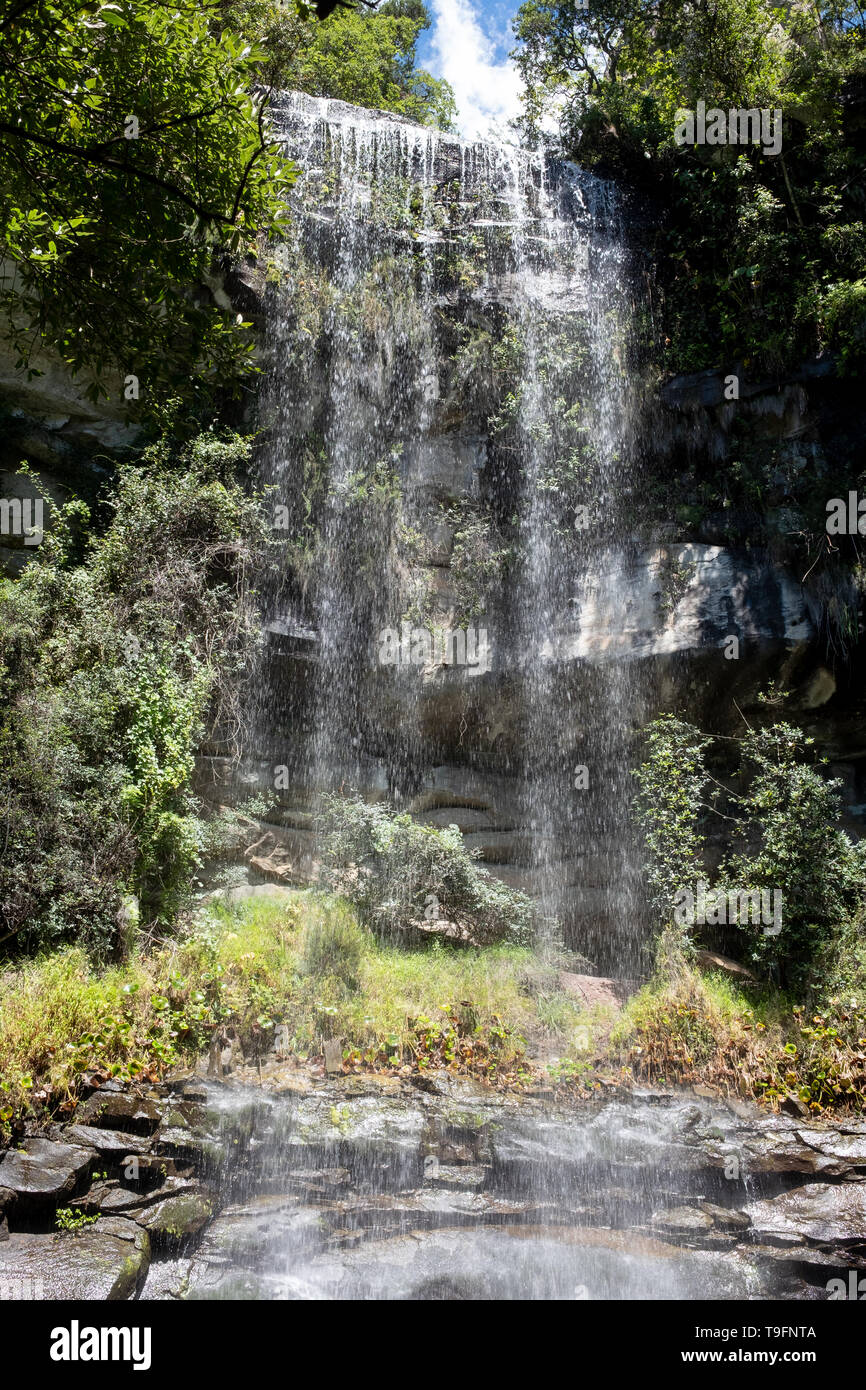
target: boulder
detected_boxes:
[135,1189,214,1244]
[0,1138,93,1212]
[0,1217,149,1299]
[746,1182,866,1247]
[651,1205,716,1234]
[54,1124,152,1158]
[153,1127,227,1174]
[79,1092,163,1137]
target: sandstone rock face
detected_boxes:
[182,93,863,972]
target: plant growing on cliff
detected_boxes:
[0,432,270,956]
[55,1207,100,1235]
[447,503,513,623]
[318,795,539,946]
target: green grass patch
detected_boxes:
[0,890,582,1137]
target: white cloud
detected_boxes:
[427,0,524,141]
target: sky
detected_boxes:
[416,0,525,140]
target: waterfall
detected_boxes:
[254,92,649,975]
[135,95,798,1308]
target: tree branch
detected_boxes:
[0,119,249,228]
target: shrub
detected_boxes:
[0,433,269,958]
[298,896,369,992]
[318,795,538,946]
[633,713,866,985]
[631,714,712,948]
[722,725,866,982]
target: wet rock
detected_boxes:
[748,1242,866,1274]
[181,1223,759,1301]
[424,1106,492,1164]
[781,1096,811,1118]
[79,1092,163,1137]
[136,1189,214,1244]
[284,1094,428,1190]
[192,1195,327,1269]
[0,1137,93,1212]
[795,1129,866,1171]
[746,1182,866,1247]
[153,1127,227,1174]
[138,1257,194,1300]
[738,1130,866,1179]
[0,1217,149,1299]
[489,1102,717,1194]
[284,1166,353,1198]
[426,1163,489,1191]
[26,1078,866,1303]
[697,1201,751,1231]
[333,1188,576,1235]
[122,1153,191,1184]
[72,1180,154,1218]
[408,1071,451,1096]
[72,1175,206,1221]
[651,1206,716,1234]
[163,1075,216,1101]
[52,1124,152,1159]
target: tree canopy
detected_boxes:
[0,1,301,410]
[223,0,456,126]
[513,0,866,374]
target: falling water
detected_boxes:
[141,95,803,1304]
[253,93,649,973]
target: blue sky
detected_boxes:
[416,0,524,138]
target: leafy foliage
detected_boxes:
[513,0,866,374]
[224,0,456,126]
[0,433,270,956]
[722,724,866,978]
[633,713,866,983]
[631,714,712,936]
[0,0,295,406]
[318,794,539,945]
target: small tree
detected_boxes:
[632,714,712,953]
[722,724,866,983]
[633,713,866,986]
